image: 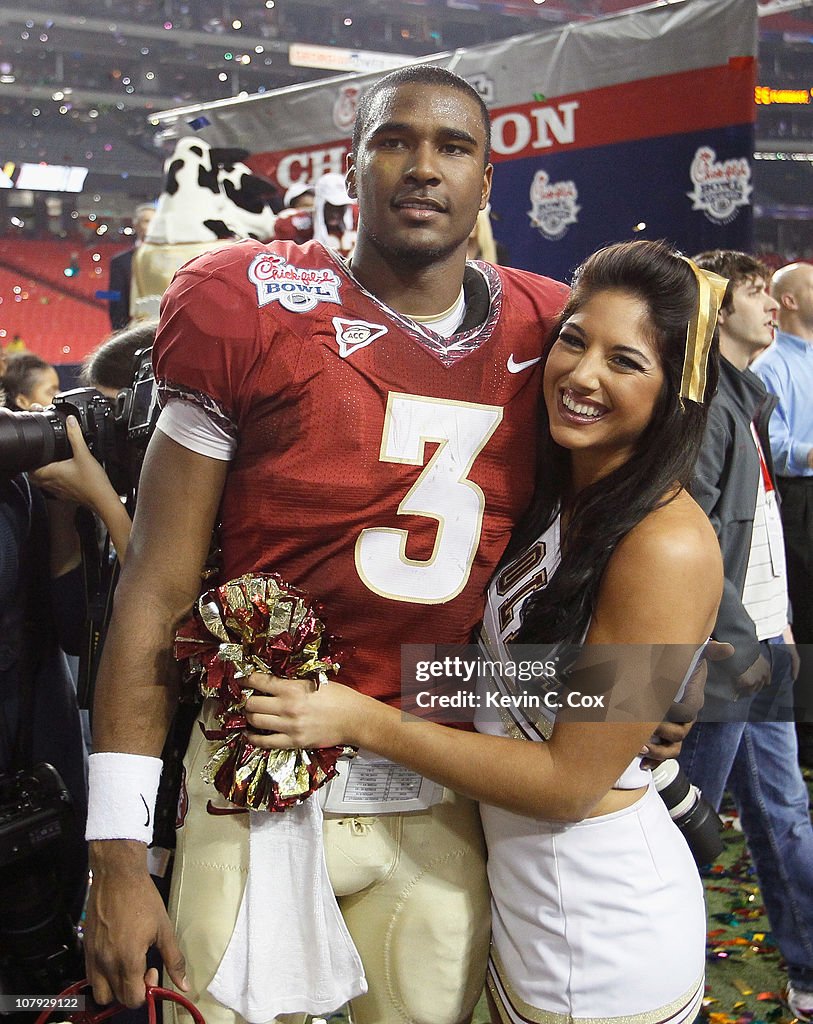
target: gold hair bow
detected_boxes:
[678,257,728,405]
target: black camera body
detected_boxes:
[0,762,72,869]
[54,387,120,466]
[0,347,158,496]
[0,764,83,997]
[117,345,161,446]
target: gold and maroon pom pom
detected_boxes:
[174,573,350,811]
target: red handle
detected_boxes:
[33,980,205,1024]
[145,986,205,1024]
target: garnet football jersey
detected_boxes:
[272,207,313,246]
[153,239,568,705]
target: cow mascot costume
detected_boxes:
[130,138,279,322]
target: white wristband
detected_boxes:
[86,752,164,845]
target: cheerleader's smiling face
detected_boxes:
[543,288,666,488]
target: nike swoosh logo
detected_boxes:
[141,794,151,828]
[507,354,543,374]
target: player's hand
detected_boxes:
[639,641,732,767]
[734,652,771,696]
[85,841,189,1008]
[244,673,366,749]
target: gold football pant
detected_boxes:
[167,718,490,1024]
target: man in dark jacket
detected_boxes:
[679,250,813,1022]
[107,204,155,330]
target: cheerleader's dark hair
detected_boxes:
[509,238,721,645]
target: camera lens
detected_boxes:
[651,758,691,811]
[0,407,71,475]
[652,758,724,867]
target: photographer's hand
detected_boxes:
[30,416,131,560]
[86,840,188,1008]
[640,671,703,766]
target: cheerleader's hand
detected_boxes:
[243,672,368,749]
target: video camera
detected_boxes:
[0,346,159,498]
[0,763,83,998]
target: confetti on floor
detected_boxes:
[696,767,813,1024]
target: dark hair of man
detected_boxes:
[508,239,720,644]
[80,321,158,391]
[692,250,771,315]
[1,352,53,408]
[351,65,491,165]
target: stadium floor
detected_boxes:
[690,766,813,1024]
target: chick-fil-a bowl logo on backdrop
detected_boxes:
[333,84,362,133]
[528,169,581,241]
[687,146,752,225]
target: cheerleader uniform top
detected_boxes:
[475,516,701,790]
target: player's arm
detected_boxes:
[247,502,723,820]
[85,429,228,1009]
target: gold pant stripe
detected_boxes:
[488,945,705,1024]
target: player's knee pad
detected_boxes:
[383,850,490,1024]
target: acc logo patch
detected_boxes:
[332,317,388,358]
[248,251,341,312]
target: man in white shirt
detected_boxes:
[752,262,813,773]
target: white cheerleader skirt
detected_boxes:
[481,781,706,1024]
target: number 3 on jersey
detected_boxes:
[355,392,503,604]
